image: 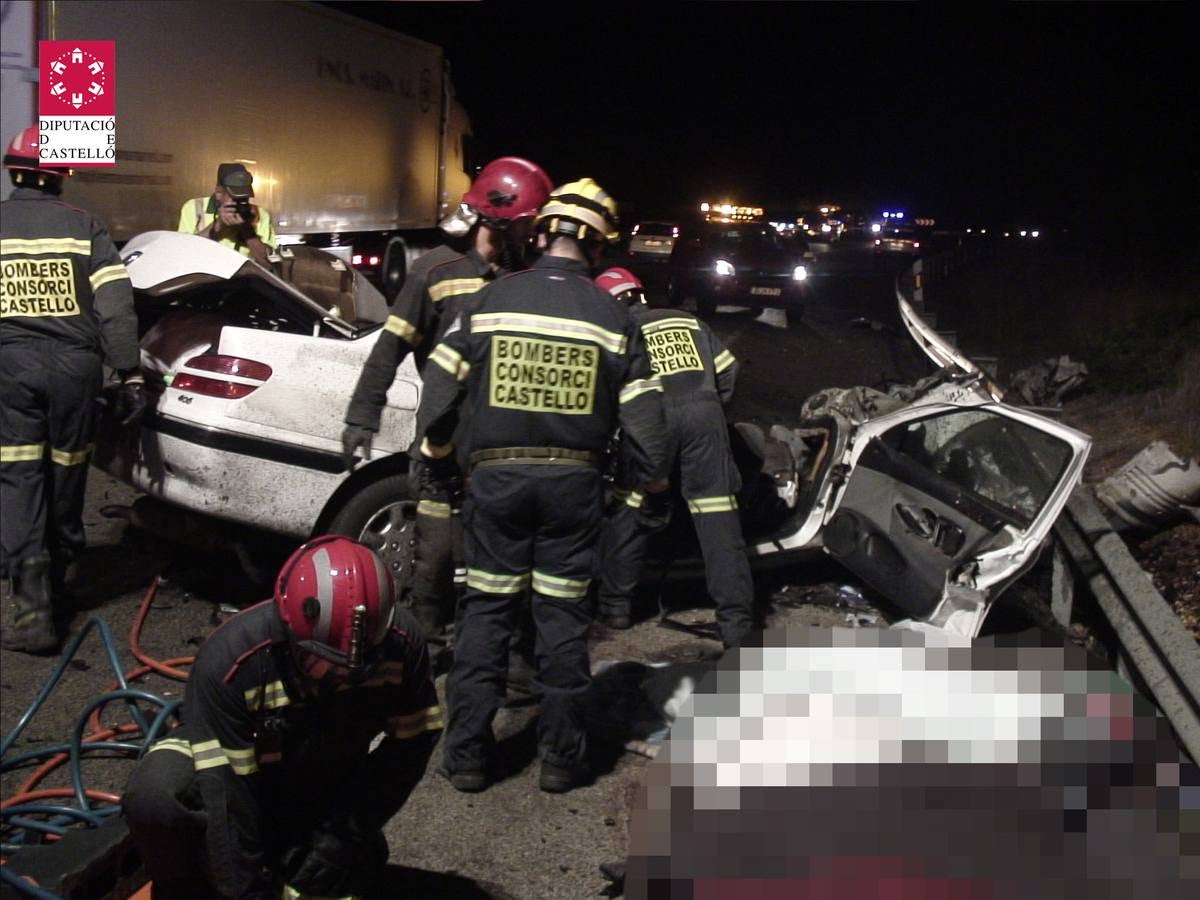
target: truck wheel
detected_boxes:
[382,238,408,304]
[328,474,417,595]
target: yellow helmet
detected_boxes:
[535,178,619,244]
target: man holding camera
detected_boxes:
[178,162,275,263]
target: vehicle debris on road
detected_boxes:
[1008,354,1089,407]
[1095,439,1200,531]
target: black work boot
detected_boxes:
[3,555,58,655]
[599,609,632,630]
[539,760,591,793]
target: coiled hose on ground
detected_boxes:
[1,578,191,899]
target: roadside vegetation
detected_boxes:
[935,232,1199,471]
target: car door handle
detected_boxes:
[896,503,936,539]
[896,504,966,556]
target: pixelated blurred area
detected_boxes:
[624,626,1199,898]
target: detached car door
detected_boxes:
[821,399,1090,636]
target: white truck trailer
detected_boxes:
[0,0,474,298]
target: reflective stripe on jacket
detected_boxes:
[1,187,138,369]
[416,254,669,487]
[344,244,495,430]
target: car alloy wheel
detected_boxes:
[328,474,418,598]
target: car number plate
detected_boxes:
[750,286,782,296]
[644,239,663,246]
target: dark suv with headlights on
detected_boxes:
[668,222,814,318]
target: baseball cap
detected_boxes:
[216,162,254,198]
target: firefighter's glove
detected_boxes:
[113,379,148,427]
[280,885,360,900]
[341,425,375,471]
[638,485,673,532]
[282,822,385,898]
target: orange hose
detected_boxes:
[2,577,202,848]
[14,723,143,796]
[128,577,193,681]
[1,787,120,809]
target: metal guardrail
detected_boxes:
[1054,486,1200,764]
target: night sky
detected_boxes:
[328,2,1194,234]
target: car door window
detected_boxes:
[879,409,1075,528]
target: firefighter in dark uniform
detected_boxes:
[123,536,444,900]
[415,179,669,793]
[593,267,755,648]
[341,157,552,659]
[1,126,145,655]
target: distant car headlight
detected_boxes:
[714,259,735,277]
[821,223,832,233]
[792,265,808,282]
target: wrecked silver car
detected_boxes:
[93,231,419,574]
[648,299,1092,638]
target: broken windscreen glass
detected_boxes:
[881,409,1073,527]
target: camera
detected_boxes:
[232,195,254,223]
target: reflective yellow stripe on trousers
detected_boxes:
[0,444,44,463]
[465,569,530,594]
[49,444,93,466]
[531,570,590,600]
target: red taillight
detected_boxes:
[368,255,380,266]
[172,354,272,399]
[352,253,363,265]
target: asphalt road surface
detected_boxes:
[1,238,952,899]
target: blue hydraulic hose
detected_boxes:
[142,698,184,751]
[0,804,107,828]
[1,611,181,867]
[1,616,150,759]
[0,866,63,899]
[6,819,68,837]
[2,805,118,848]
[69,689,172,812]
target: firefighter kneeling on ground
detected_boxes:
[123,537,444,900]
[341,157,553,672]
[1,125,145,655]
[593,267,755,648]
[414,179,669,794]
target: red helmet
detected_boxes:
[461,156,553,226]
[3,126,72,177]
[274,535,396,683]
[595,267,647,307]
